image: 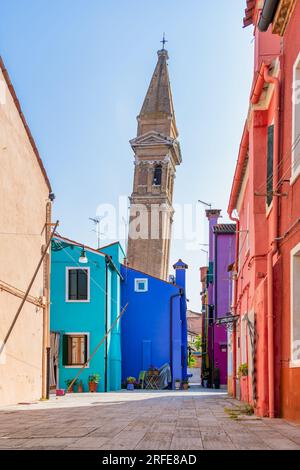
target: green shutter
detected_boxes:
[78,269,88,300]
[267,125,274,207]
[68,270,77,300]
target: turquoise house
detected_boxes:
[50,235,124,393]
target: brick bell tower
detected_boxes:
[127,45,182,280]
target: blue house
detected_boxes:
[50,236,124,393]
[121,260,188,388]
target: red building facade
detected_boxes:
[228,0,300,422]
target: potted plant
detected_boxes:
[175,379,181,390]
[88,373,100,393]
[238,363,249,402]
[77,380,83,393]
[153,367,159,376]
[182,379,189,390]
[65,378,78,393]
[126,377,136,391]
[213,368,220,389]
[202,371,209,389]
[148,366,155,377]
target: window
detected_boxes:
[292,53,300,182]
[66,268,89,302]
[291,243,300,366]
[62,334,88,366]
[153,165,162,186]
[266,125,274,207]
[135,278,148,292]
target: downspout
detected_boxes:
[258,0,280,32]
[170,290,183,388]
[264,65,280,419]
[104,256,109,393]
[229,216,239,398]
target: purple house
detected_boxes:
[202,210,236,388]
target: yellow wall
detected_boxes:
[0,65,50,405]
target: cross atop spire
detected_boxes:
[160,33,168,50]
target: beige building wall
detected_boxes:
[0,61,51,406]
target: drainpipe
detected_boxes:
[258,0,280,32]
[170,290,183,388]
[104,256,109,393]
[264,65,280,419]
[228,215,239,398]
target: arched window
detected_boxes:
[153,165,162,186]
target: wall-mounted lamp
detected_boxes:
[79,246,88,264]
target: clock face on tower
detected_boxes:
[127,48,182,281]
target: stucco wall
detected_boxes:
[50,241,122,392]
[0,66,49,405]
[121,265,183,386]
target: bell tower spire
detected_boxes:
[127,46,182,280]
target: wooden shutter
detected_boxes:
[62,335,70,366]
[267,125,274,207]
[84,335,88,363]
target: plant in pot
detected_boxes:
[88,373,100,393]
[126,377,136,391]
[148,366,155,377]
[65,378,78,393]
[238,363,249,402]
[213,368,220,389]
[175,379,181,390]
[77,380,84,393]
[153,367,159,376]
[238,363,248,378]
[182,379,189,391]
[202,371,209,388]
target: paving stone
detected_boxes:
[0,389,300,450]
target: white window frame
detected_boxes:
[290,242,300,368]
[134,278,148,293]
[65,267,90,303]
[63,332,90,369]
[291,52,300,185]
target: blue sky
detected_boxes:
[1,0,253,310]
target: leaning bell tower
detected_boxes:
[127,43,182,280]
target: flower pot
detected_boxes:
[175,381,181,390]
[88,382,98,393]
[240,376,249,402]
[77,383,83,393]
[127,383,134,391]
[183,383,189,390]
[154,370,159,376]
[203,380,208,389]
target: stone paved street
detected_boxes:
[0,389,300,450]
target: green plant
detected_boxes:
[188,355,197,368]
[194,335,202,352]
[182,378,189,384]
[238,363,248,378]
[126,376,136,384]
[65,378,78,388]
[88,373,100,384]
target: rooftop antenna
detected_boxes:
[89,216,105,250]
[198,199,212,209]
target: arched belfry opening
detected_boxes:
[153,165,162,186]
